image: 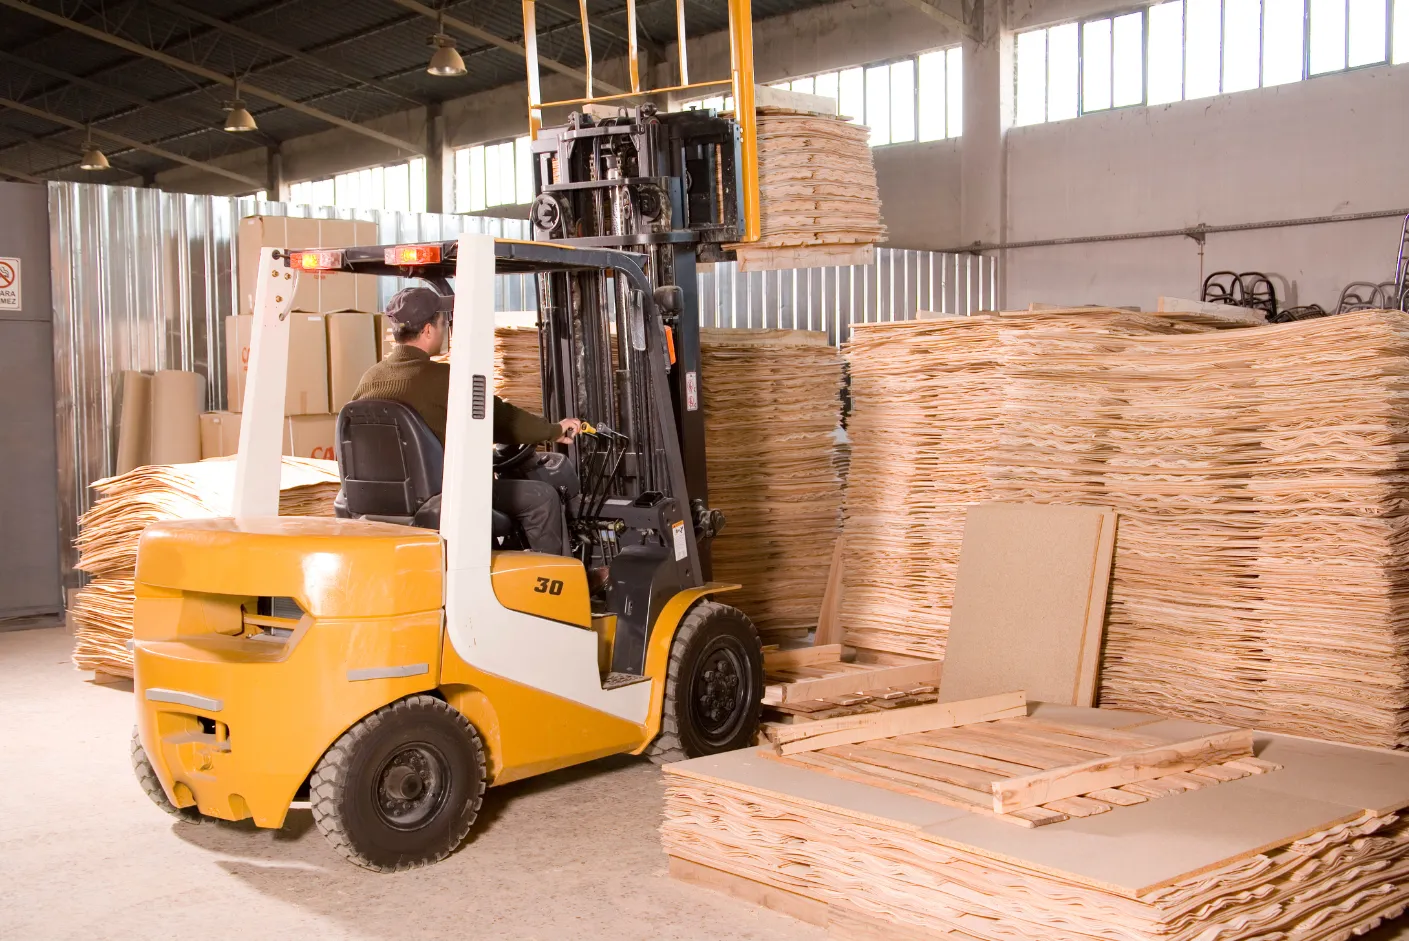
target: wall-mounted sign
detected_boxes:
[0,257,19,310]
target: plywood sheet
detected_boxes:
[939,502,1116,707]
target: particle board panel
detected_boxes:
[919,779,1366,897]
[938,502,1117,707]
[1238,734,1409,815]
[1025,702,1162,729]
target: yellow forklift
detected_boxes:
[130,2,771,871]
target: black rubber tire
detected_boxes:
[309,694,486,873]
[647,601,763,764]
[130,728,201,822]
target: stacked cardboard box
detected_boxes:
[115,369,206,472]
[207,217,384,461]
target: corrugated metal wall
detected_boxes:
[48,182,533,579]
[48,180,996,580]
[698,249,997,345]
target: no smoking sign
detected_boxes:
[0,257,19,311]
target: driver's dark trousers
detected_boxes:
[493,478,567,555]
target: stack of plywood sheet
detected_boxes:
[662,703,1409,941]
[699,329,843,642]
[726,108,887,272]
[988,310,1409,746]
[991,323,1270,730]
[1245,312,1409,746]
[71,457,340,677]
[837,318,1004,660]
[493,325,544,413]
[837,311,1203,661]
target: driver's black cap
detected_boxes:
[385,287,452,328]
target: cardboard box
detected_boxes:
[373,313,392,360]
[238,216,379,316]
[326,312,378,413]
[284,414,337,461]
[199,411,242,459]
[225,312,330,415]
[149,370,204,465]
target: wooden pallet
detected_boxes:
[763,711,1270,827]
[762,644,942,707]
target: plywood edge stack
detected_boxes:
[664,787,1409,941]
[725,107,887,273]
[70,457,341,677]
[661,706,1409,941]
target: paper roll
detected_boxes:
[114,371,152,474]
[148,370,205,465]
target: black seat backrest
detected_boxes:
[335,399,443,518]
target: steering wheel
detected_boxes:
[493,442,539,475]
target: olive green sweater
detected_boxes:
[351,345,562,446]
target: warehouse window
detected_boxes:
[1015,0,1409,125]
[288,158,427,212]
[452,137,534,212]
[684,48,963,145]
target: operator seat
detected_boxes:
[332,398,513,539]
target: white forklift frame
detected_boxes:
[232,233,653,722]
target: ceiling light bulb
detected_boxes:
[223,100,258,133]
[427,33,466,77]
[79,141,109,171]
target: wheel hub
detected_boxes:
[691,638,750,747]
[375,743,447,830]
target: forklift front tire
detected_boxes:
[310,694,486,873]
[647,601,763,764]
[130,728,201,823]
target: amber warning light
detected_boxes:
[386,244,441,266]
[287,249,344,270]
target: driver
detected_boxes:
[351,286,581,555]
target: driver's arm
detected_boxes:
[492,396,566,446]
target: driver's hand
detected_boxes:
[556,417,583,444]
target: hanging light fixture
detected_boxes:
[222,78,258,133]
[427,12,466,77]
[79,126,109,171]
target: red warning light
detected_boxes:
[385,244,442,266]
[288,249,344,270]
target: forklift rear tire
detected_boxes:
[130,728,201,822]
[310,694,486,873]
[647,601,763,764]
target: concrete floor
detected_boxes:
[2,623,1405,941]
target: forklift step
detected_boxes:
[603,672,651,690]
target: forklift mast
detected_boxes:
[527,108,744,582]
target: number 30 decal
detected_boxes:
[533,577,565,596]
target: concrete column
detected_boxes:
[265,146,289,201]
[425,102,448,214]
[958,0,1010,303]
